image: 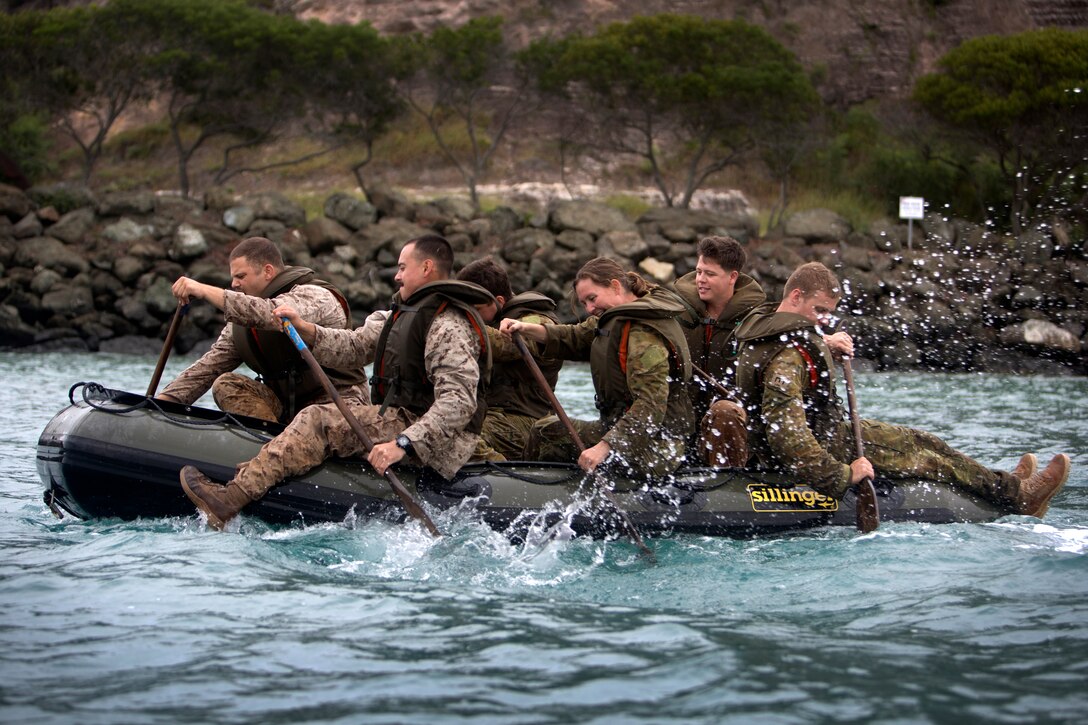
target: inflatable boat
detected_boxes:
[36,383,1010,539]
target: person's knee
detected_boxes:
[700,400,748,467]
[707,399,746,425]
[211,372,249,395]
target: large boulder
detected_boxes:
[26,182,96,215]
[222,205,255,233]
[597,230,648,260]
[97,190,155,217]
[324,192,376,231]
[13,212,42,239]
[302,217,352,254]
[41,283,94,317]
[433,196,476,221]
[246,192,306,228]
[502,228,555,263]
[0,183,34,222]
[636,206,758,244]
[638,257,674,284]
[47,207,96,244]
[548,200,637,236]
[0,303,37,347]
[101,217,154,245]
[14,236,89,275]
[1017,228,1054,263]
[171,223,210,261]
[366,183,414,220]
[999,319,1081,354]
[349,217,429,261]
[784,208,851,244]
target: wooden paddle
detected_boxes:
[281,318,441,538]
[842,357,880,533]
[146,302,188,397]
[691,361,737,402]
[511,331,655,561]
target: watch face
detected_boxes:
[397,435,411,449]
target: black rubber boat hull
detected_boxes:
[36,386,1011,538]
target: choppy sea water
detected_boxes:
[1,351,1086,724]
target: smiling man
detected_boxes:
[733,261,1070,518]
[670,236,766,467]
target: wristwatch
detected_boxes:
[395,434,414,454]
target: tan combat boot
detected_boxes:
[1015,453,1071,518]
[180,465,253,530]
[1011,453,1038,481]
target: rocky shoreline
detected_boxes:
[1,182,1084,375]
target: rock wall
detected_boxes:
[0,181,1084,374]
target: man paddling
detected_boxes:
[178,235,494,529]
[456,256,563,461]
[159,236,366,422]
[734,261,1071,517]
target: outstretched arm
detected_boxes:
[499,317,547,342]
[172,276,226,309]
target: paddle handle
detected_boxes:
[691,362,739,403]
[842,357,880,533]
[281,319,441,538]
[842,359,866,459]
[511,331,653,561]
[512,332,587,451]
[147,303,188,397]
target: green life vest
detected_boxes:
[370,280,494,434]
[231,266,364,422]
[488,291,563,419]
[734,304,844,463]
[589,287,694,435]
[671,272,767,417]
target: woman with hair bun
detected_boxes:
[500,257,694,480]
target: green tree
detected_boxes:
[126,0,309,197]
[0,11,46,185]
[914,29,1088,233]
[525,14,819,208]
[1,5,152,184]
[298,20,406,193]
[400,17,530,210]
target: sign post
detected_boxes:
[898,196,924,251]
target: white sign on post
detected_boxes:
[899,196,925,220]
[898,196,924,250]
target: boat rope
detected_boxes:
[478,460,584,485]
[68,382,274,444]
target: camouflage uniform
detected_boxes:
[734,303,1020,506]
[671,272,766,466]
[473,296,562,461]
[160,270,366,421]
[527,286,694,481]
[229,302,486,501]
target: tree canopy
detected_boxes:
[914,29,1088,233]
[400,16,530,210]
[524,14,819,208]
[3,3,1085,236]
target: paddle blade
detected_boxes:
[856,479,880,533]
